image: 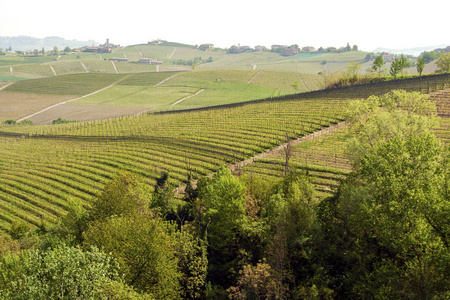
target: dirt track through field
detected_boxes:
[79,61,89,73]
[171,89,205,106]
[0,83,13,91]
[175,120,349,194]
[16,76,131,122]
[154,73,181,87]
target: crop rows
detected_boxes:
[1,75,449,231]
[0,96,349,231]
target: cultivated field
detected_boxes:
[1,74,449,232]
[1,70,326,124]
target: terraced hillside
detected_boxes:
[0,74,449,232]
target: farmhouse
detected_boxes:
[199,44,214,51]
[302,46,316,52]
[149,39,166,45]
[82,46,111,53]
[283,47,299,56]
[138,58,164,64]
[109,58,128,62]
[381,52,395,62]
[255,45,266,52]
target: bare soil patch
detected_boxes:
[0,92,73,121]
[27,103,149,125]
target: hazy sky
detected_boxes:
[1,0,448,51]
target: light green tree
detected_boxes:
[334,90,450,298]
[0,245,120,300]
[436,52,450,73]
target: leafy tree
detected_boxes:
[327,90,450,298]
[421,50,439,64]
[227,261,279,299]
[352,45,358,51]
[390,58,402,77]
[88,171,150,222]
[0,245,120,300]
[196,167,251,289]
[416,57,425,76]
[372,55,385,75]
[436,52,450,73]
[83,215,182,299]
[63,46,71,54]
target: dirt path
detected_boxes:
[50,65,57,76]
[171,89,205,106]
[111,60,118,73]
[248,70,263,84]
[168,47,176,59]
[16,76,131,122]
[154,73,181,87]
[0,82,14,91]
[176,120,349,194]
[9,67,13,75]
[135,46,143,56]
[79,61,89,73]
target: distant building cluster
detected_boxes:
[81,39,121,53]
[148,39,167,45]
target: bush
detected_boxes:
[52,118,75,124]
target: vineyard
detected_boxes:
[0,74,449,232]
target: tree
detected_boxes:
[330,90,450,298]
[53,46,58,55]
[421,50,439,64]
[390,58,402,77]
[84,215,182,299]
[196,167,251,289]
[63,46,71,54]
[0,245,120,300]
[436,52,450,73]
[352,45,358,51]
[88,171,150,222]
[372,55,385,75]
[345,43,351,52]
[416,57,425,76]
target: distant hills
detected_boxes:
[374,45,448,56]
[0,36,99,51]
